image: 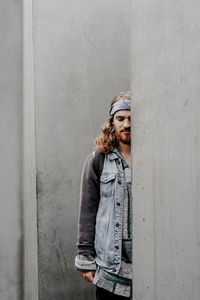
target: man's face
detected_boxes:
[112,110,131,145]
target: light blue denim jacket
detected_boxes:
[94,151,125,274]
[75,150,127,275]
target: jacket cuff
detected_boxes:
[75,254,97,271]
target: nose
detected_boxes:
[123,118,131,129]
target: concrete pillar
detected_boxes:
[131,1,200,299]
[32,1,131,299]
[23,0,38,299]
[0,1,23,299]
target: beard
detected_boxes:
[115,129,131,145]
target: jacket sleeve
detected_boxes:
[75,254,97,271]
[76,152,100,257]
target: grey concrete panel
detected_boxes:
[131,1,200,299]
[0,1,23,299]
[23,0,38,299]
[33,1,130,299]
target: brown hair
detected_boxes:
[94,91,131,154]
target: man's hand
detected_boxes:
[80,271,95,283]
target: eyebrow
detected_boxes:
[115,115,130,119]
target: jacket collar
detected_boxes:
[107,152,119,160]
[108,147,129,168]
[108,147,121,160]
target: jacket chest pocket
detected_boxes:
[100,173,116,198]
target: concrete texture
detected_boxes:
[0,1,23,299]
[131,1,200,299]
[33,1,130,299]
[23,0,38,299]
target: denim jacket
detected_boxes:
[76,150,126,275]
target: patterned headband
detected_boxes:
[110,99,131,116]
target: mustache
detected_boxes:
[121,128,131,132]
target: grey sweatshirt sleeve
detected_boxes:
[75,254,97,271]
[76,152,100,257]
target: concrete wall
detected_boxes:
[33,1,130,299]
[0,1,23,299]
[131,1,200,299]
[3,1,200,299]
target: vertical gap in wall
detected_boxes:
[19,0,24,298]
[22,0,38,299]
[130,0,134,297]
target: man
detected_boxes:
[75,92,132,299]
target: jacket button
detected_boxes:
[118,180,121,185]
[117,202,120,206]
[115,245,119,250]
[116,223,119,227]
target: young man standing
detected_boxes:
[75,92,132,299]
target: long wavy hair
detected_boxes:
[94,91,131,154]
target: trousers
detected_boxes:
[96,287,131,300]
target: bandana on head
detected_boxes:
[110,99,131,116]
